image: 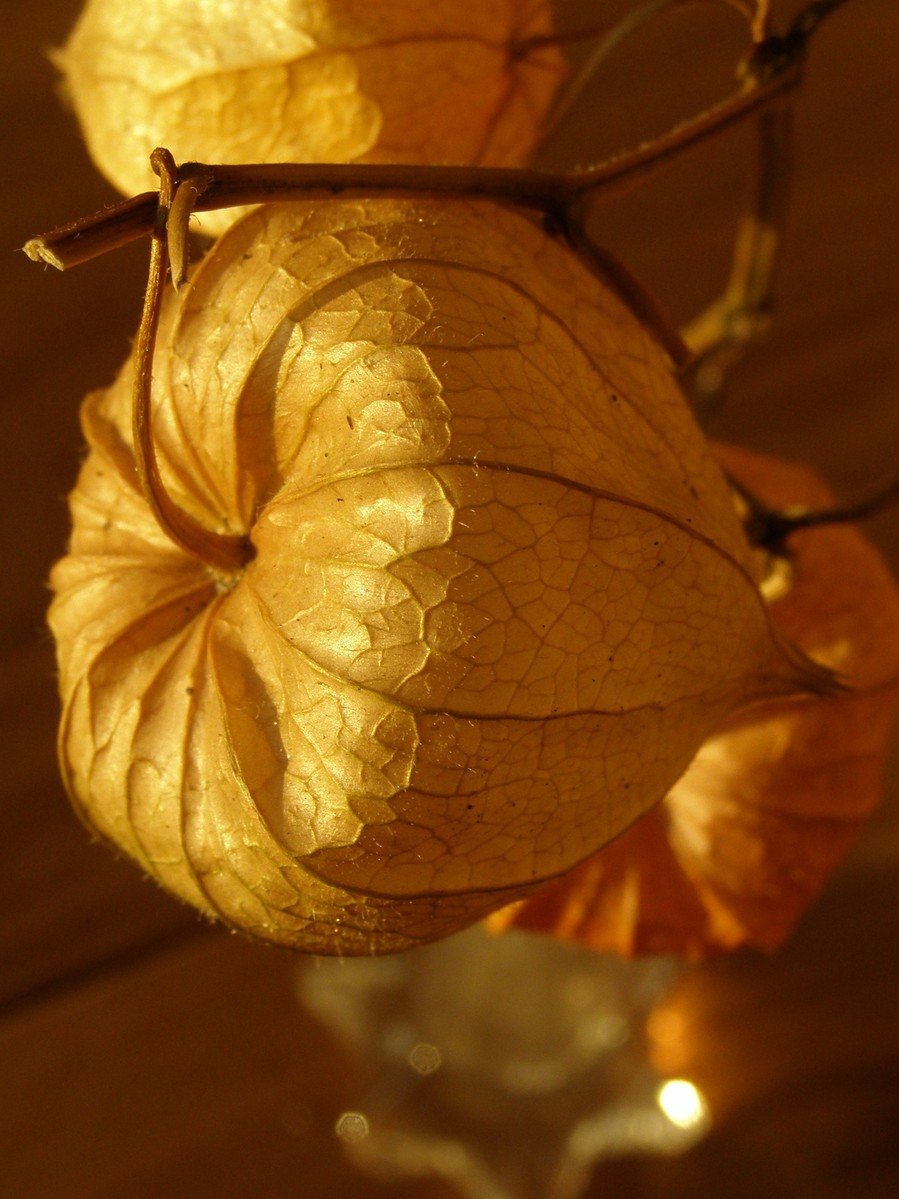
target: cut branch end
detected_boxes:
[23,238,65,270]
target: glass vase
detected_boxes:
[296,925,708,1199]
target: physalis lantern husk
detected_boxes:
[48,198,828,953]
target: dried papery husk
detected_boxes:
[490,444,899,958]
[49,198,829,954]
[58,0,565,236]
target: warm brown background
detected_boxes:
[2,2,897,1196]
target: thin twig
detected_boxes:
[24,48,805,273]
[535,0,754,150]
[24,192,158,270]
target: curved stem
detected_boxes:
[733,470,899,552]
[132,150,252,575]
[513,0,750,56]
[533,0,755,153]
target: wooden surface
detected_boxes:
[1,2,897,1196]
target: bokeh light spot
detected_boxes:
[335,1111,369,1143]
[657,1078,708,1130]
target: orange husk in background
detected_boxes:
[489,445,899,958]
